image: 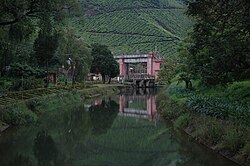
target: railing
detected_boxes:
[124,73,155,81]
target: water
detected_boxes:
[0,88,237,166]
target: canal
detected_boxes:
[0,88,237,166]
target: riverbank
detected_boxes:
[0,85,121,132]
[157,81,250,166]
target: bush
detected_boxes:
[226,81,250,103]
[0,103,38,125]
[167,82,193,97]
[9,63,45,78]
[194,117,223,145]
[157,92,185,119]
[174,113,191,128]
[10,77,44,91]
[25,97,41,113]
[187,96,229,119]
[0,79,12,92]
[240,69,250,80]
[221,129,244,152]
[239,142,250,161]
[187,95,250,124]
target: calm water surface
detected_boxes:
[0,88,238,166]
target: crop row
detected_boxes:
[83,0,183,12]
[76,7,191,57]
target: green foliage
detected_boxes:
[10,77,44,91]
[167,82,193,97]
[0,79,12,92]
[107,61,119,83]
[0,103,38,125]
[56,27,92,83]
[157,91,185,119]
[89,99,119,135]
[34,19,59,68]
[183,0,250,85]
[194,117,223,145]
[9,63,45,78]
[225,81,250,103]
[221,129,244,152]
[158,59,178,84]
[187,96,229,119]
[8,154,33,166]
[78,0,192,56]
[167,80,250,124]
[0,0,80,26]
[239,142,250,160]
[159,84,250,163]
[90,43,119,83]
[83,0,183,11]
[174,113,191,128]
[34,92,83,113]
[187,95,250,124]
[33,130,58,166]
[0,0,82,77]
[240,68,250,80]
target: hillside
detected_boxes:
[76,0,193,57]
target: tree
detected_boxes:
[158,58,178,85]
[0,0,79,26]
[56,28,92,85]
[89,99,119,135]
[90,43,119,84]
[107,59,119,84]
[0,0,82,76]
[33,131,58,166]
[184,0,250,85]
[33,15,58,87]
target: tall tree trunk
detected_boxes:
[108,76,111,84]
[102,74,105,84]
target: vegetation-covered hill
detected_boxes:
[76,0,192,57]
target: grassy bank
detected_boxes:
[0,86,120,126]
[157,81,250,165]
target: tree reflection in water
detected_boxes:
[89,99,119,135]
[33,130,58,166]
[8,154,32,166]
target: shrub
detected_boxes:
[187,95,250,124]
[239,142,250,161]
[187,96,230,119]
[194,117,223,145]
[10,77,44,91]
[221,129,244,152]
[0,103,38,125]
[0,79,12,92]
[25,97,41,113]
[157,92,184,119]
[9,63,45,78]
[174,113,191,128]
[226,81,250,103]
[167,83,193,97]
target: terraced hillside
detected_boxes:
[77,0,192,57]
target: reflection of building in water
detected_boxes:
[94,99,103,106]
[84,99,103,110]
[119,95,158,121]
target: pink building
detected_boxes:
[115,52,163,86]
